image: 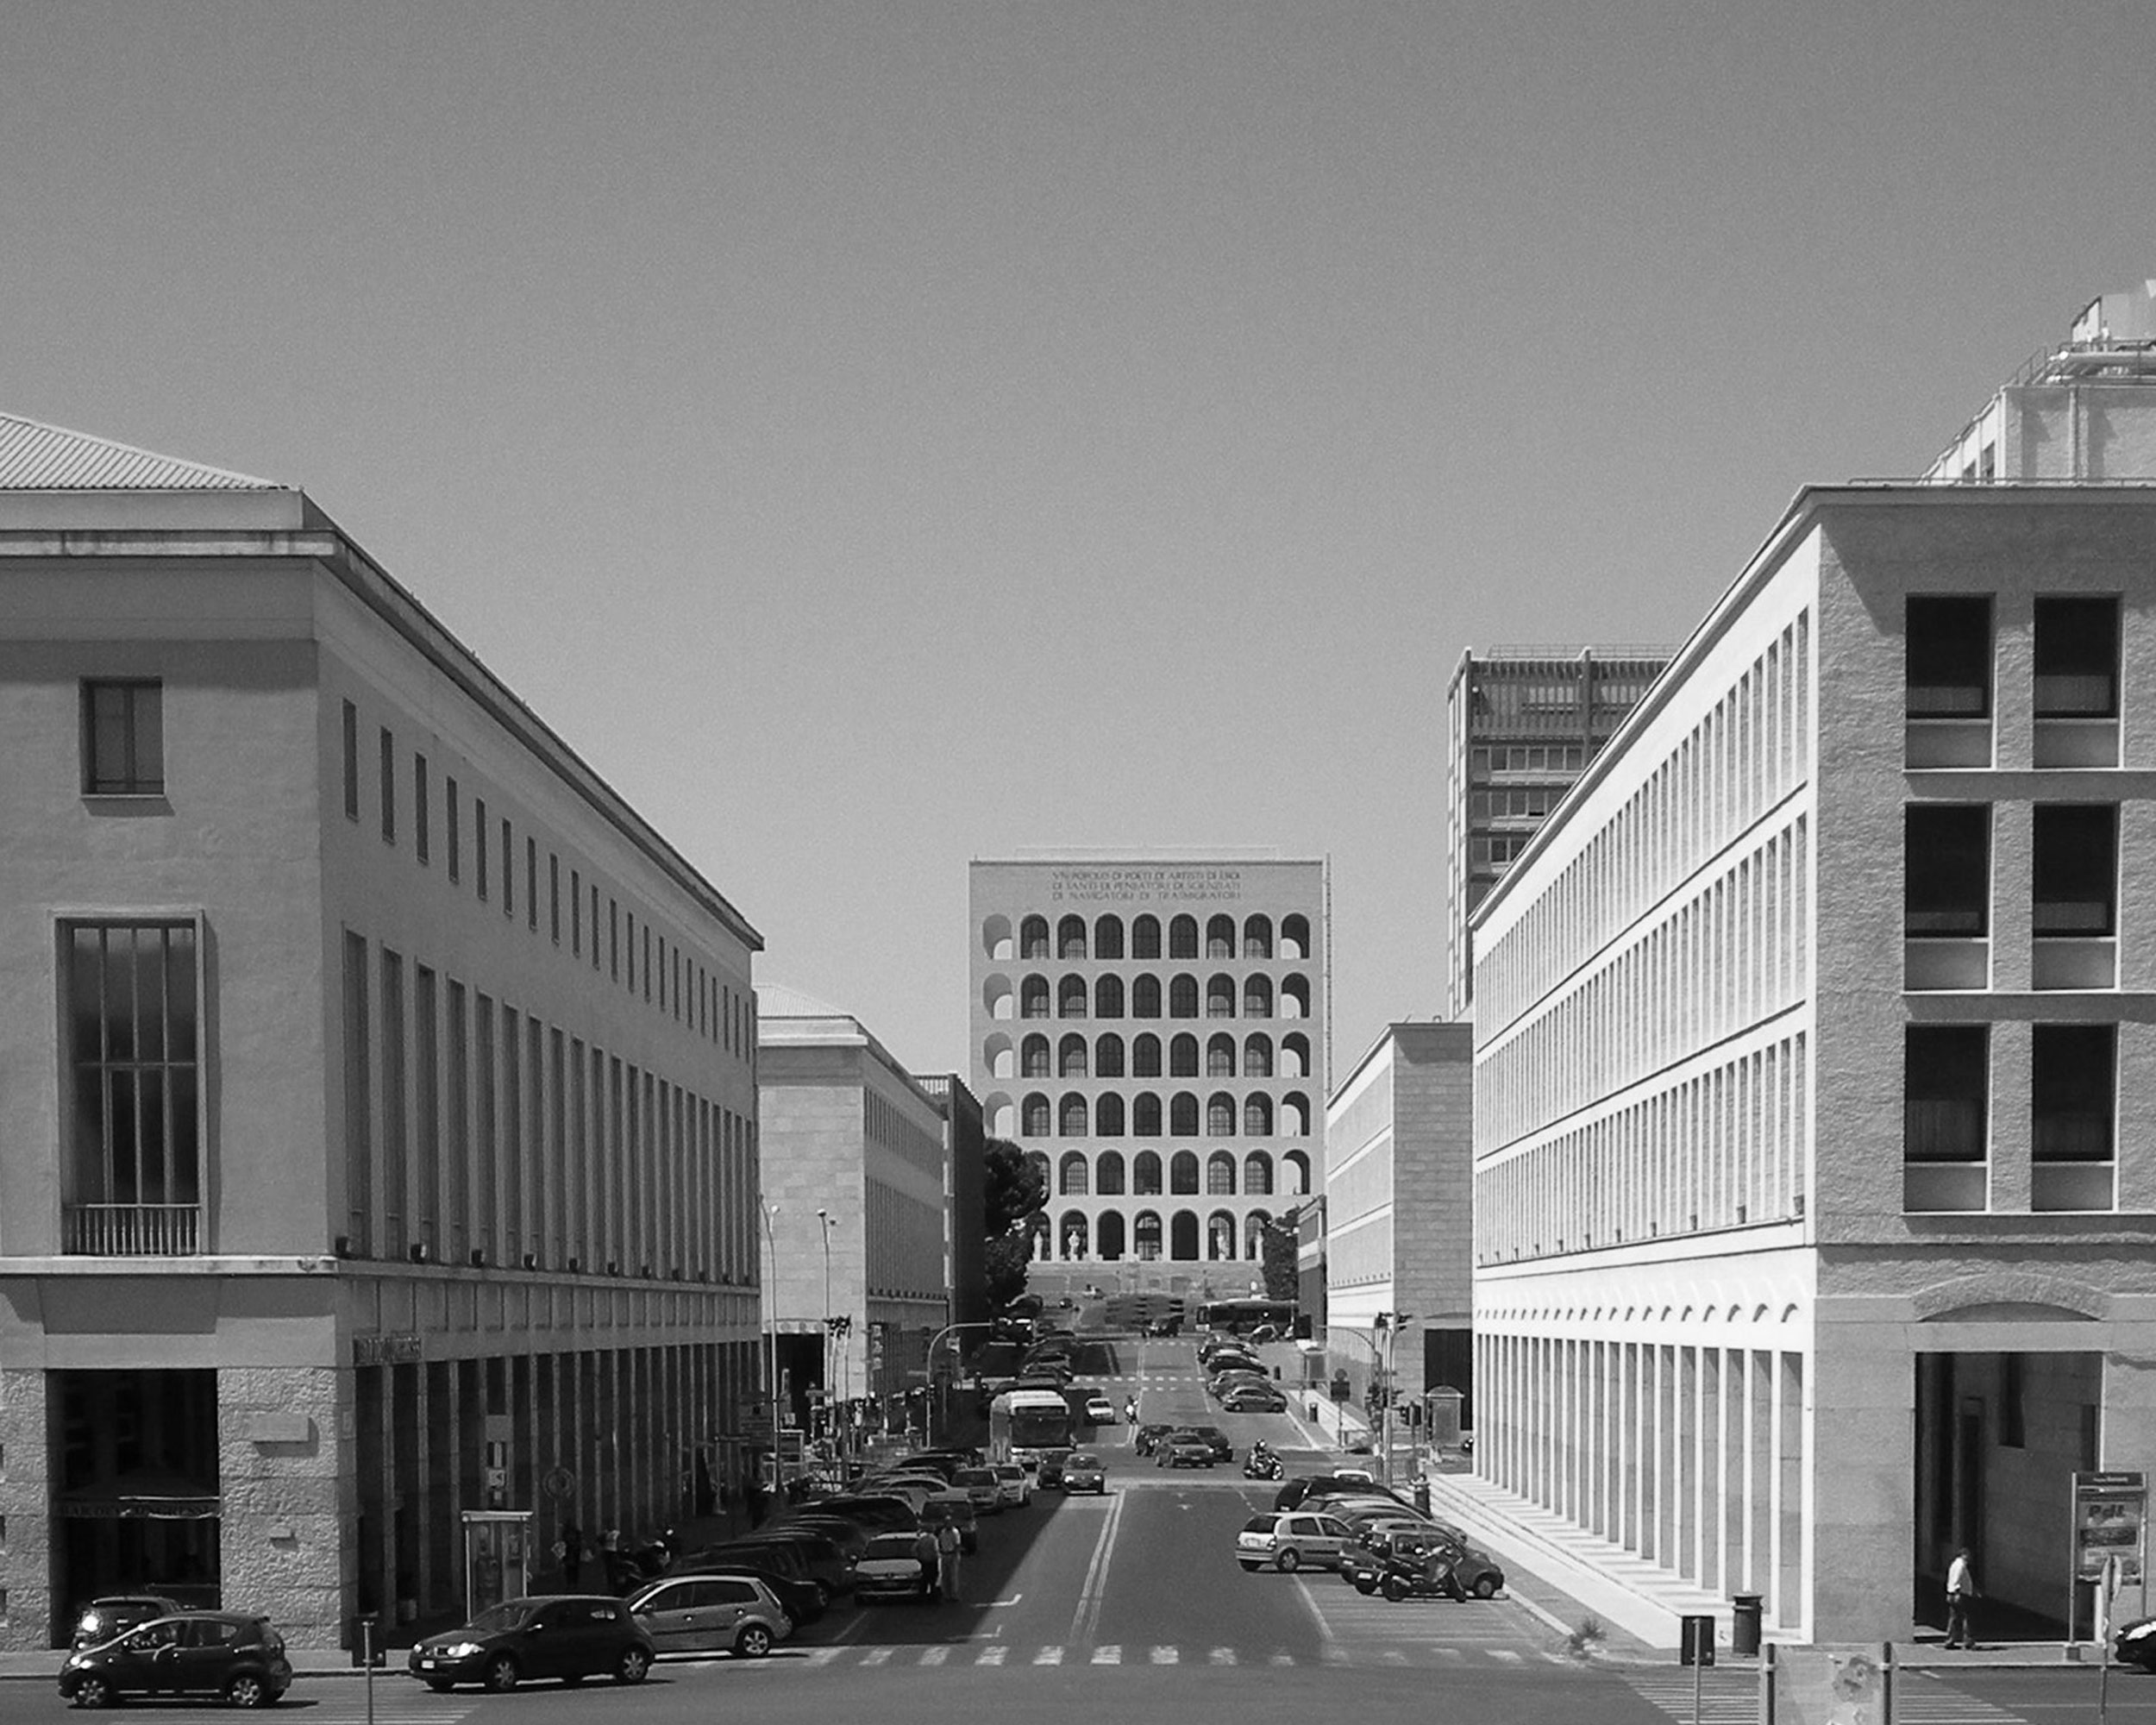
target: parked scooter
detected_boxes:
[1242,1446,1284,1482]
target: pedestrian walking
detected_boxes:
[559,1522,583,1589]
[912,1527,941,1600]
[1943,1546,1978,1648]
[937,1520,963,1603]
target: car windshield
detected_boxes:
[1067,1453,1099,1467]
[1242,1515,1277,1534]
[466,1602,538,1634]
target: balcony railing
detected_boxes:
[64,1202,201,1256]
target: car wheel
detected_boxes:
[1474,1576,1499,1599]
[1383,1576,1409,1603]
[1239,1563,1260,1572]
[736,1624,774,1659]
[811,1582,832,1611]
[425,1678,455,1693]
[72,1674,113,1708]
[1275,1548,1300,1573]
[226,1672,272,1707]
[1355,1579,1376,1595]
[484,1653,520,1692]
[614,1646,650,1684]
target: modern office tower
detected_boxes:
[755,986,962,1431]
[0,414,764,1653]
[1470,467,2156,1647]
[968,856,1328,1303]
[1445,648,1672,1017]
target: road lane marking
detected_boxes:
[1033,1646,1063,1665]
[802,1647,843,1665]
[919,1646,950,1666]
[1210,1647,1237,1665]
[1093,1645,1122,1664]
[1150,1645,1178,1664]
[976,1647,1006,1665]
[860,1647,892,1666]
[1489,1648,1523,1664]
[1270,1652,1296,1665]
[1068,1481,1128,1645]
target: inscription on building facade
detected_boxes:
[1048,867,1246,903]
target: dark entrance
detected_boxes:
[49,1369,222,1645]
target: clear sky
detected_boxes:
[5,2,2153,1078]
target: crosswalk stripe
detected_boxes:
[861,1647,893,1666]
[1210,1647,1236,1665]
[1150,1645,1177,1664]
[803,1647,843,1666]
[976,1647,1006,1665]
[1269,1652,1296,1665]
[919,1646,950,1666]
[1092,1645,1121,1664]
[1489,1648,1523,1664]
[1033,1647,1063,1665]
[1435,1647,1465,1663]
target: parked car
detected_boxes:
[801,1494,918,1533]
[407,1596,653,1693]
[992,1462,1033,1507]
[1085,1393,1117,1425]
[773,1515,872,1566]
[728,1527,855,1598]
[1236,1510,1357,1573]
[1221,1383,1288,1413]
[1062,1452,1107,1493]
[1275,1474,1411,1512]
[68,1594,185,1651]
[60,1611,291,1709]
[1156,1433,1216,1469]
[629,1573,792,1658]
[1338,1527,1507,1599]
[1144,1315,1182,1337]
[1134,1422,1176,1457]
[674,1543,828,1622]
[954,1466,1006,1515]
[853,1533,937,1603]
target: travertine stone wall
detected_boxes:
[218,1366,347,1649]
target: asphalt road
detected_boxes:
[16,1340,2156,1723]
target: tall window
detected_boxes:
[1131,916,1162,960]
[1169,975,1199,1019]
[82,680,164,795]
[1132,1033,1162,1077]
[414,755,430,863]
[1904,1026,1987,1163]
[66,922,200,1254]
[2033,1025,2115,1162]
[1905,806,1990,936]
[2034,805,2117,935]
[1132,976,1162,1019]
[1906,596,1992,717]
[2034,596,2120,717]
[1169,915,1199,958]
[379,728,396,841]
[341,699,359,819]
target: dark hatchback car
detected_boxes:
[1187,1424,1235,1461]
[1133,1423,1176,1457]
[1156,1433,1216,1468]
[69,1593,185,1650]
[407,1595,654,1692]
[60,1611,291,1709]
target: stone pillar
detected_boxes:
[1698,1347,1722,1594]
[1723,1348,1747,1589]
[1658,1344,1679,1569]
[1677,1346,1699,1580]
[1750,1348,1774,1596]
[0,1368,53,1653]
[1777,1350,1805,1628]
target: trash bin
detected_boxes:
[1679,1613,1715,1666]
[1731,1592,1763,1657]
[1413,1479,1431,1515]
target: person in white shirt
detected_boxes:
[1943,1547,1977,1648]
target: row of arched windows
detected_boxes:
[985,971,1313,1021]
[1020,1206,1277,1262]
[983,912,1312,963]
[1043,1147,1312,1198]
[1003,1089,1313,1138]
[988,1030,1313,1081]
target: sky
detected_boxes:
[5,2,2154,1079]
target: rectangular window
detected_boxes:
[474,799,490,901]
[2033,1023,2115,1162]
[643,927,653,1002]
[1904,1025,1987,1162]
[548,853,561,944]
[341,700,360,820]
[446,777,461,881]
[527,837,539,932]
[379,729,396,842]
[590,884,600,970]
[379,948,406,1254]
[610,901,620,982]
[1905,806,1990,936]
[342,929,371,1252]
[2001,1354,2025,1448]
[414,755,430,864]
[2034,596,2120,718]
[1906,596,1993,717]
[2033,805,2117,935]
[571,869,581,955]
[82,680,165,795]
[63,921,202,1254]
[501,819,514,917]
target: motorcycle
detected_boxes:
[1242,1448,1283,1481]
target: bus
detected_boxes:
[1194,1298,1295,1339]
[987,1388,1075,1471]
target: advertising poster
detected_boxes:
[2074,1471,2146,1585]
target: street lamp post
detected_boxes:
[923,1320,999,1445]
[816,1209,837,1459]
[760,1201,782,1471]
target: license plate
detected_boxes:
[418,1659,437,1669]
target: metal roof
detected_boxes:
[0,411,279,491]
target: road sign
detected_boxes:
[540,1466,576,1501]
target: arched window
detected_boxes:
[1060,1209,1089,1258]
[982,913,1014,962]
[1096,1032,1125,1078]
[1243,974,1273,1018]
[1169,975,1199,1019]
[1060,1094,1088,1137]
[1098,1210,1127,1259]
[1097,1151,1126,1195]
[1169,1093,1199,1136]
[1021,975,1050,1019]
[1059,1033,1088,1078]
[1244,1209,1271,1258]
[1206,973,1236,1017]
[1133,1151,1163,1196]
[1244,1094,1273,1136]
[1132,915,1162,959]
[1169,1210,1200,1259]
[985,1032,1015,1080]
[1059,1153,1089,1196]
[1282,1151,1311,1195]
[1134,1209,1163,1260]
[1282,1092,1312,1136]
[1243,915,1272,959]
[1281,1032,1311,1078]
[1058,975,1087,1019]
[1133,1093,1163,1136]
[1281,975,1310,1019]
[1206,914,1236,958]
[984,975,1014,1020]
[1206,1151,1236,1195]
[987,1094,1014,1137]
[1021,915,1050,960]
[1244,1151,1274,1196]
[1281,914,1310,960]
[1132,1033,1163,1077]
[1244,1032,1273,1076]
[1094,915,1125,960]
[1022,1034,1051,1077]
[1022,1093,1050,1136]
[1094,975,1125,1019]
[1169,915,1199,958]
[1169,1033,1199,1077]
[1096,1094,1125,1137]
[1169,1150,1200,1195]
[1058,914,1087,960]
[1207,1209,1237,1259]
[1207,1092,1235,1135]
[1207,1033,1237,1077]
[1132,975,1162,1019]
